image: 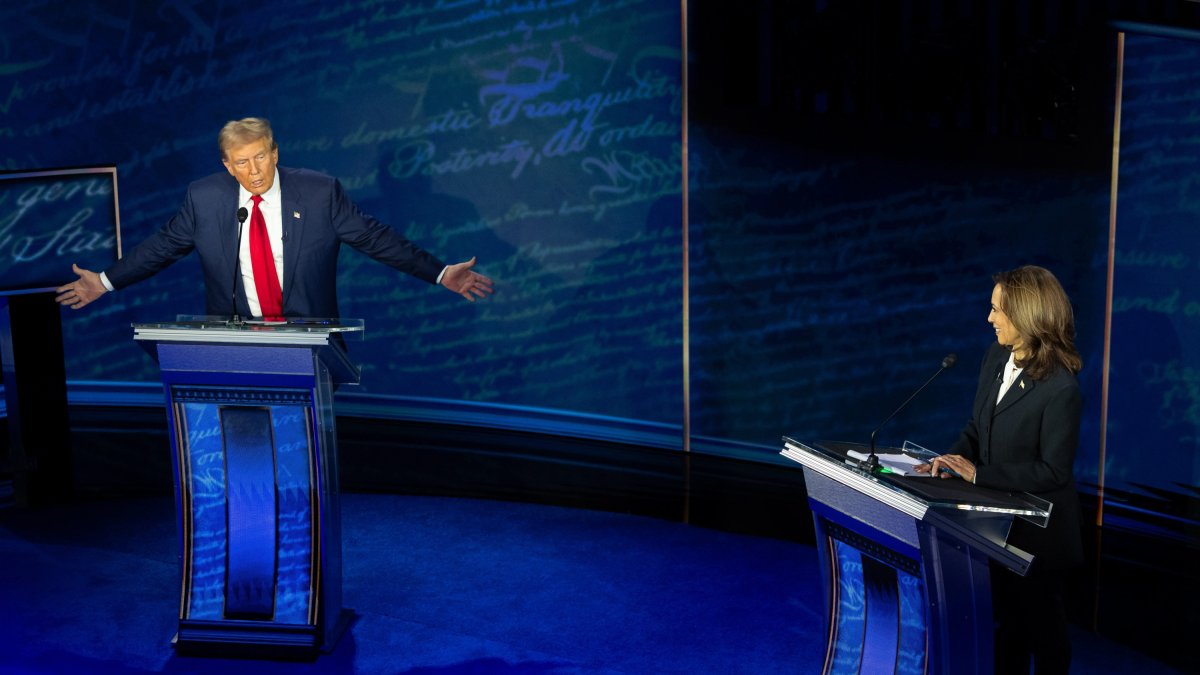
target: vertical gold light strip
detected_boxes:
[306,408,320,626]
[1099,32,1124,529]
[680,0,692,523]
[822,536,839,672]
[173,401,193,620]
[1091,29,1124,635]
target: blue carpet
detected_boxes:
[0,494,1185,674]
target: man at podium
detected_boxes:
[54,117,493,319]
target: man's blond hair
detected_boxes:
[218,117,276,160]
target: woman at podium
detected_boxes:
[921,265,1083,675]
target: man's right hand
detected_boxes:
[56,264,108,310]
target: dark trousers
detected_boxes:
[991,565,1072,675]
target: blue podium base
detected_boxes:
[172,608,355,660]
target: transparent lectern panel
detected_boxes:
[784,437,1051,523]
[133,317,365,361]
[901,439,1051,527]
[169,315,365,338]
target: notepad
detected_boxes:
[847,449,933,477]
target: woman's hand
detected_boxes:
[915,454,977,482]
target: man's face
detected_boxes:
[222,138,278,195]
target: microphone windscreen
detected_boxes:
[237,207,248,223]
[942,353,958,369]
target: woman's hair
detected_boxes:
[218,117,276,159]
[994,265,1082,379]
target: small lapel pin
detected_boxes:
[293,211,301,219]
[1019,380,1025,389]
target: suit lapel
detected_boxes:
[995,371,1036,417]
[220,184,243,312]
[221,187,241,264]
[979,371,1002,464]
[279,170,304,310]
[983,371,1035,465]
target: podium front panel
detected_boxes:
[174,388,318,626]
[819,514,929,675]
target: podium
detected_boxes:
[134,317,363,657]
[781,438,1050,675]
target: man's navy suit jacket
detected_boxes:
[950,342,1084,571]
[105,166,445,318]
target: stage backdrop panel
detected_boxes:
[685,129,1110,480]
[1108,29,1200,504]
[4,5,1195,523]
[1,1,683,426]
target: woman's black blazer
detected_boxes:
[950,342,1084,570]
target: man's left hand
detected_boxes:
[56,264,108,310]
[441,257,494,302]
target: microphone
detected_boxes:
[864,353,957,472]
[227,207,249,325]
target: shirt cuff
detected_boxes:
[99,271,114,292]
[435,266,447,285]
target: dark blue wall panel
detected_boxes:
[1108,31,1200,499]
[687,131,1109,475]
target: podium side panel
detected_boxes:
[312,355,345,649]
[274,404,317,625]
[920,523,994,675]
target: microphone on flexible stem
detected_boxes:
[864,353,957,472]
[227,206,249,325]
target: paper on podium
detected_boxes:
[847,449,933,477]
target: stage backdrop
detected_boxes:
[1,4,1194,527]
[1105,28,1200,520]
[3,1,684,429]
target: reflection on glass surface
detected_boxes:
[131,316,365,338]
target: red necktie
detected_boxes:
[248,195,283,319]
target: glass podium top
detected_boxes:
[133,316,364,345]
[782,436,1050,525]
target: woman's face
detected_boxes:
[989,284,1025,354]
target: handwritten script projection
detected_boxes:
[1106,32,1200,494]
[4,1,683,424]
[0,168,120,293]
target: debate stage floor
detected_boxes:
[0,492,1185,674]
